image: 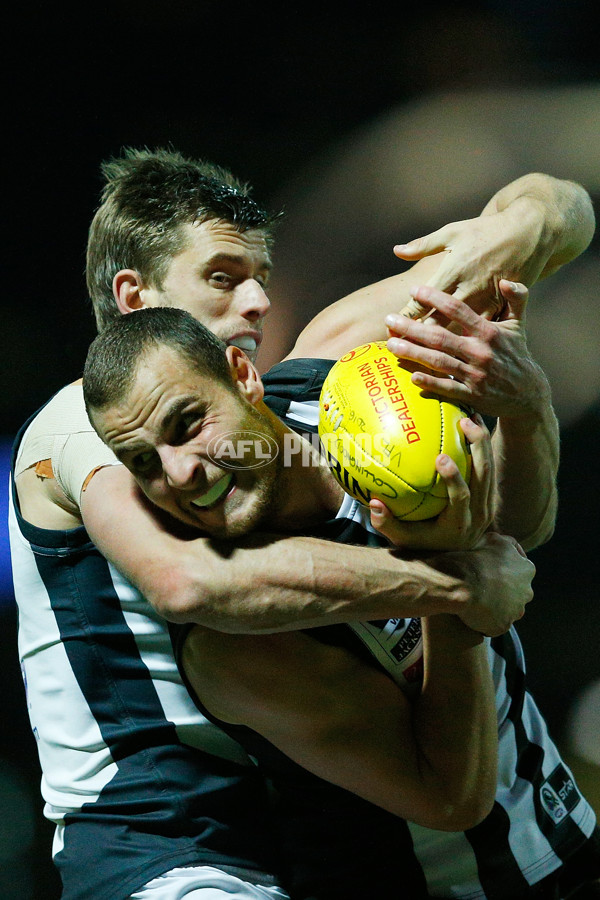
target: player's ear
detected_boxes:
[113,270,146,315]
[226,345,264,404]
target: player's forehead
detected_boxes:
[178,219,272,269]
[100,346,208,446]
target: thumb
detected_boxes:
[498,280,529,323]
[369,499,398,538]
[394,224,452,261]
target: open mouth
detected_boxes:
[190,473,234,509]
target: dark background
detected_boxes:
[2,3,599,896]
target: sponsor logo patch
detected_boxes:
[540,764,581,824]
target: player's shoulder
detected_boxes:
[28,379,87,428]
[13,379,115,530]
[262,358,334,434]
[262,358,334,412]
[14,380,86,465]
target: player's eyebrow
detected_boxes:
[204,251,273,272]
[158,396,200,435]
[110,395,205,461]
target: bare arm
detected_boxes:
[80,464,534,635]
[181,613,497,831]
[477,173,596,279]
[285,173,594,359]
[397,173,595,319]
[285,253,441,361]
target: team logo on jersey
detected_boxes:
[540,764,581,825]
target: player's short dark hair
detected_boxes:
[83,307,234,418]
[86,146,282,332]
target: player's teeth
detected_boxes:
[191,473,233,508]
[229,336,257,352]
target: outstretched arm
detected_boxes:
[81,463,534,636]
[286,173,594,359]
[396,172,595,319]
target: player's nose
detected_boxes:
[160,446,200,490]
[238,279,271,322]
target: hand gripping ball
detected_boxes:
[318,342,472,520]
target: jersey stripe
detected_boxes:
[9,410,281,900]
[493,635,589,859]
[263,357,599,899]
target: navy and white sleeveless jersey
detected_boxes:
[8,394,282,900]
[259,357,600,899]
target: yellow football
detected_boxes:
[318,342,472,520]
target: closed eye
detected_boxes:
[130,449,159,476]
[173,412,203,444]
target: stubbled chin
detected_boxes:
[190,497,264,540]
[186,491,236,535]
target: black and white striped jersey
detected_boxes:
[8,389,281,900]
[260,357,599,899]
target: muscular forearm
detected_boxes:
[84,467,532,637]
[411,615,497,829]
[148,531,471,630]
[492,397,560,549]
[150,528,536,638]
[83,468,464,627]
